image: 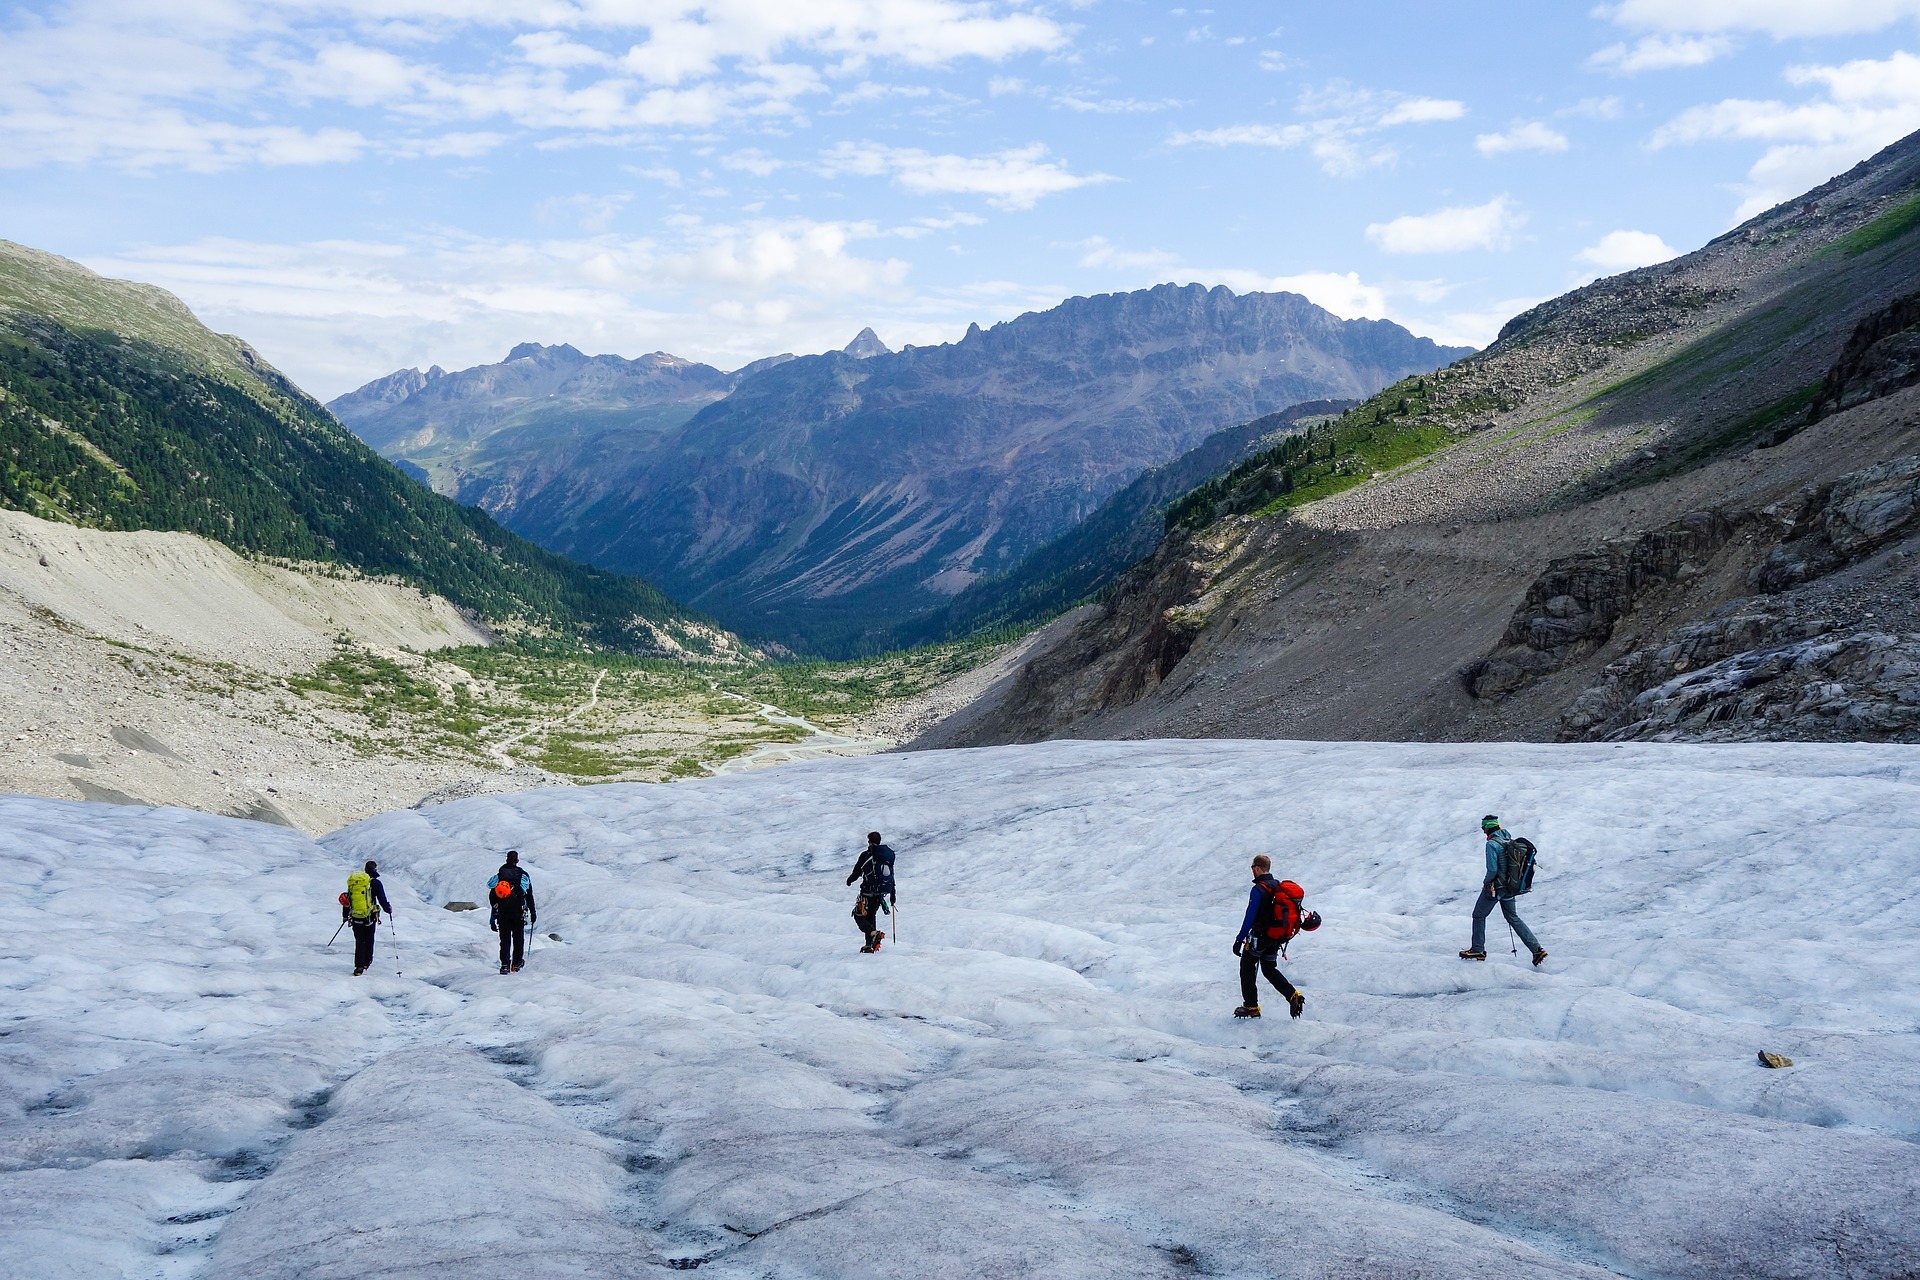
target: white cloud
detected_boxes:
[1262,270,1390,319]
[1377,97,1467,125]
[1475,121,1569,156]
[1603,0,1920,38]
[0,0,1068,171]
[1257,50,1291,73]
[88,217,920,397]
[1589,35,1734,74]
[1366,196,1523,253]
[721,148,783,175]
[822,141,1113,210]
[1576,229,1681,272]
[1055,94,1180,113]
[1652,51,1920,218]
[1074,236,1181,271]
[1171,83,1468,177]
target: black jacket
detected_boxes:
[846,844,896,898]
[488,865,536,924]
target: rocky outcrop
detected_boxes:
[1561,606,1920,742]
[1463,512,1745,699]
[1807,291,1920,423]
[1756,456,1920,590]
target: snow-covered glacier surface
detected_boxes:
[4,739,1918,1278]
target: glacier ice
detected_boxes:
[2,739,1917,1277]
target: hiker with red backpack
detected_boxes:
[1232,854,1320,1019]
[342,860,392,977]
[1461,815,1546,966]
[488,850,536,974]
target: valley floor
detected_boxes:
[2,740,1915,1278]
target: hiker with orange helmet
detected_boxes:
[487,850,537,974]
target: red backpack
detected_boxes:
[1258,879,1307,942]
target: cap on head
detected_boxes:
[506,849,520,864]
[867,831,882,844]
[1481,816,1501,832]
[364,860,378,874]
[1251,854,1271,872]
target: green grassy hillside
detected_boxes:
[0,241,728,655]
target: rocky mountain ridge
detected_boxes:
[335,284,1469,655]
[914,130,1920,749]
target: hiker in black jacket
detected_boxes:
[846,832,895,953]
[487,850,536,974]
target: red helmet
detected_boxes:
[1300,910,1323,932]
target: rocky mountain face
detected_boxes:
[0,241,732,655]
[916,130,1920,749]
[330,342,741,496]
[336,286,1467,654]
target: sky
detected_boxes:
[3,2,1920,400]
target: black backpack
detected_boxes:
[1498,837,1538,898]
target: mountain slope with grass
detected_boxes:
[918,129,1920,750]
[0,241,729,655]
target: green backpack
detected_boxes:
[346,871,378,921]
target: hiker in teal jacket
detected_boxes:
[1461,815,1545,966]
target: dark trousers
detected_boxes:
[1471,885,1541,954]
[351,920,376,971]
[498,914,525,968]
[1240,939,1297,1008]
[852,895,883,940]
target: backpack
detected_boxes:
[1498,836,1538,898]
[1257,879,1306,943]
[346,871,377,922]
[491,870,525,913]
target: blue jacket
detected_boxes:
[369,873,393,916]
[1237,873,1280,942]
[1485,828,1511,884]
[488,866,535,923]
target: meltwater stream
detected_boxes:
[702,687,894,775]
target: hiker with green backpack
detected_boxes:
[342,860,392,976]
[1461,815,1546,966]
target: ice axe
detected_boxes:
[326,919,346,948]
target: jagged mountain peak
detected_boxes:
[843,327,890,358]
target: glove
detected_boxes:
[489,913,498,932]
[529,915,537,927]
[1232,937,1245,957]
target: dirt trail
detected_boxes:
[485,669,606,770]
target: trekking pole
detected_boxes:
[1505,916,1518,958]
[892,896,899,949]
[390,915,402,976]
[326,919,346,948]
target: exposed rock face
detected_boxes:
[1464,512,1745,699]
[1808,291,1920,424]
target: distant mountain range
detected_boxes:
[332,285,1471,654]
[0,240,732,656]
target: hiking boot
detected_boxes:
[499,964,510,974]
[869,932,884,952]
[1288,991,1306,1019]
[511,963,523,972]
[1459,949,1487,960]
[1531,949,1548,967]
[1233,1004,1262,1018]
[352,967,364,976]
